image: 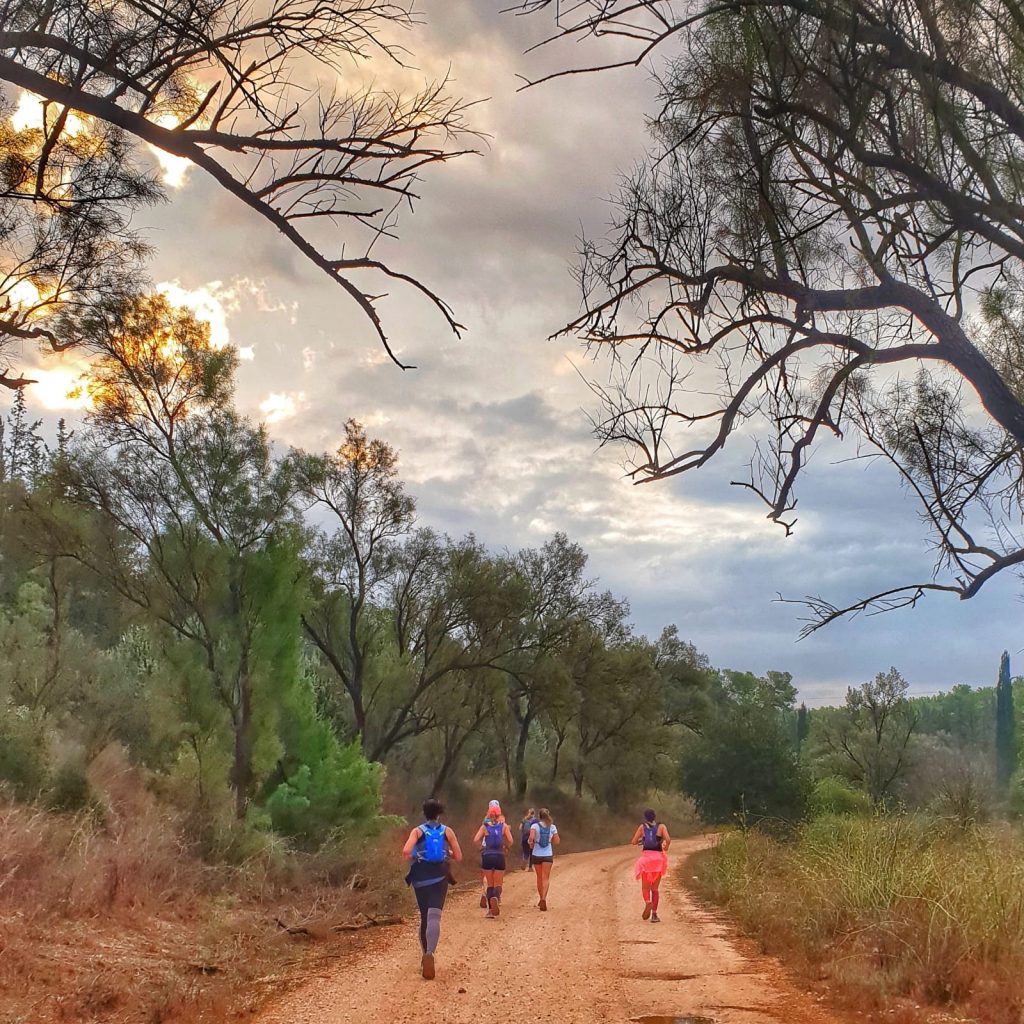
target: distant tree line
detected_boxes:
[687,652,1024,829]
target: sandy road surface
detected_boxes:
[256,836,842,1024]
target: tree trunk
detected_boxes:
[572,766,584,798]
[431,730,461,795]
[232,654,253,820]
[514,710,533,799]
[550,730,566,783]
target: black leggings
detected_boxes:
[414,878,448,952]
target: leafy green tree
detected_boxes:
[567,627,664,798]
[298,420,415,747]
[265,656,383,845]
[796,703,810,754]
[652,624,717,732]
[680,706,809,826]
[504,533,597,797]
[814,668,918,806]
[51,295,303,817]
[0,390,45,483]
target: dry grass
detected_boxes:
[693,816,1024,1024]
[0,748,406,1024]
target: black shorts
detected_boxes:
[531,855,553,864]
[481,851,506,871]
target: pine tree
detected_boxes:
[5,391,45,484]
[996,651,1016,793]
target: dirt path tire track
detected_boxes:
[256,836,842,1024]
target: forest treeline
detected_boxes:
[2,296,1019,857]
[691,657,1024,828]
[0,294,730,853]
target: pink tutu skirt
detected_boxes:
[634,849,669,881]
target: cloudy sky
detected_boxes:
[15,2,1024,704]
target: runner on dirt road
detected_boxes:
[528,807,559,910]
[402,798,463,980]
[631,808,671,923]
[473,801,514,918]
[519,807,537,871]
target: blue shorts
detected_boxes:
[481,851,506,871]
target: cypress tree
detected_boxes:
[996,651,1016,792]
[796,702,810,752]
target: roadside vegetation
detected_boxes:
[696,818,1024,1024]
[685,658,1024,1024]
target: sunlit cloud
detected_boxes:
[156,280,237,350]
[238,346,255,361]
[302,346,317,371]
[10,91,88,137]
[147,115,193,189]
[260,391,305,424]
[26,359,92,412]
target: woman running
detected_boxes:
[528,807,559,910]
[402,797,463,979]
[519,807,537,871]
[478,798,506,908]
[631,808,671,923]
[473,800,513,917]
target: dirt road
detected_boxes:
[256,836,842,1024]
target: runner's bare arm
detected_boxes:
[660,825,672,852]
[528,825,537,849]
[551,830,560,846]
[401,828,422,858]
[472,825,485,845]
[503,824,514,848]
[630,825,644,846]
[445,827,464,862]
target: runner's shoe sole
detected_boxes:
[539,898,547,911]
[651,913,661,923]
[489,896,500,917]
[642,903,652,920]
[479,894,487,908]
[421,953,435,979]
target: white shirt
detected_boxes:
[530,821,558,858]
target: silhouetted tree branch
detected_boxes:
[515,0,1024,630]
[0,0,477,378]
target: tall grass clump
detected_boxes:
[697,816,1024,1019]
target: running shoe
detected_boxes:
[479,893,487,908]
[539,898,547,911]
[489,896,500,917]
[642,903,652,920]
[421,953,435,980]
[650,912,661,924]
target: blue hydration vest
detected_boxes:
[417,821,447,862]
[483,821,505,850]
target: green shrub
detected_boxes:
[809,775,872,817]
[265,740,383,845]
[0,707,50,800]
[48,758,96,814]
